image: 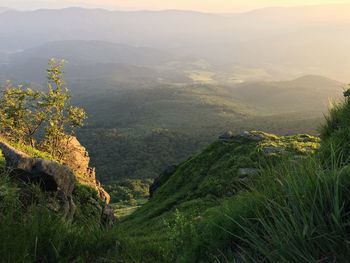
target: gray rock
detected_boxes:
[263,146,285,155]
[240,131,251,138]
[0,141,116,224]
[219,131,234,141]
[251,133,266,141]
[60,136,111,205]
[0,141,76,218]
[219,131,266,142]
[240,131,265,141]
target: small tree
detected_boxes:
[41,59,87,159]
[0,59,87,160]
[0,83,46,146]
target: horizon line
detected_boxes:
[2,3,350,15]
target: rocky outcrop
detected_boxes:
[0,139,115,225]
[61,136,110,205]
[0,141,76,219]
[219,131,266,142]
[61,137,91,175]
[218,131,234,141]
[60,137,114,224]
[240,131,265,141]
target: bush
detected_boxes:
[0,59,86,160]
[73,183,103,223]
[106,179,152,203]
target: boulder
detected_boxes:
[61,136,110,205]
[60,136,91,176]
[240,131,265,141]
[219,131,266,142]
[0,141,76,218]
[0,140,115,224]
[219,131,234,141]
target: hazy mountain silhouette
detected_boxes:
[1,5,350,80]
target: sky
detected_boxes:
[1,0,350,12]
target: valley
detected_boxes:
[0,39,344,184]
[0,3,349,262]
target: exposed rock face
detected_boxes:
[219,131,266,142]
[219,131,234,141]
[0,139,115,225]
[61,137,110,205]
[61,137,90,176]
[0,141,76,219]
[60,137,114,225]
[240,131,265,141]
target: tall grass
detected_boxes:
[179,153,350,263]
[0,173,121,263]
[231,156,350,262]
[320,97,350,167]
[212,94,350,262]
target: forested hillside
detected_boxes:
[0,46,342,181]
[1,2,350,262]
[116,92,350,262]
[1,83,347,262]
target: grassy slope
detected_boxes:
[2,96,350,262]
[117,97,350,263]
[118,131,320,262]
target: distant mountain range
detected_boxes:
[0,40,192,84]
[0,5,350,80]
[10,40,174,66]
[0,5,347,181]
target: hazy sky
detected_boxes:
[1,0,350,12]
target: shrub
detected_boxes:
[73,183,103,223]
[0,59,86,160]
